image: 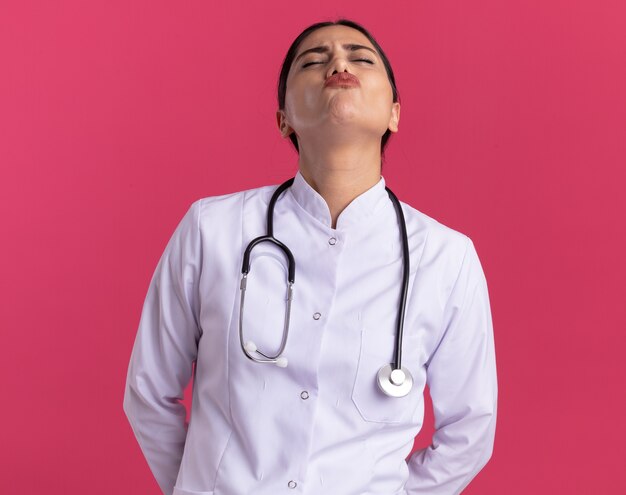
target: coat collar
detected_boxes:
[288,169,389,231]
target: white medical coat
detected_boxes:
[123,170,498,495]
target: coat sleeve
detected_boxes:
[123,200,203,495]
[405,237,498,494]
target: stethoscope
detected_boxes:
[238,177,413,398]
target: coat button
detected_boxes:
[288,480,297,489]
[312,312,321,320]
[300,391,309,400]
[328,237,337,245]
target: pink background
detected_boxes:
[1,1,625,493]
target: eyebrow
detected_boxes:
[294,43,379,64]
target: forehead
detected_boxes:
[296,25,376,53]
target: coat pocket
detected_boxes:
[351,329,421,424]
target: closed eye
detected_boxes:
[302,58,375,68]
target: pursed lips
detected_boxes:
[324,72,360,88]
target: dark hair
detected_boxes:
[277,19,400,162]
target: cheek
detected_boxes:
[371,77,394,105]
[365,80,394,118]
[284,84,320,121]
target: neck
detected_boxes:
[297,140,382,229]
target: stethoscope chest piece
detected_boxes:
[377,364,413,398]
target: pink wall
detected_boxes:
[1,1,625,493]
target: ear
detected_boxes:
[276,110,294,138]
[387,102,400,133]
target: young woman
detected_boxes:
[124,18,498,495]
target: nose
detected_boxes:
[326,55,351,80]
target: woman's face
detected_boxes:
[277,25,400,147]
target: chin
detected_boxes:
[327,94,359,116]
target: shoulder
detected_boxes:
[399,200,489,298]
[397,200,490,312]
[399,199,472,257]
[188,182,278,224]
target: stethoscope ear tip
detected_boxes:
[244,341,258,353]
[243,339,289,367]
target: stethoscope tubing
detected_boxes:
[385,186,410,373]
[239,176,412,396]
